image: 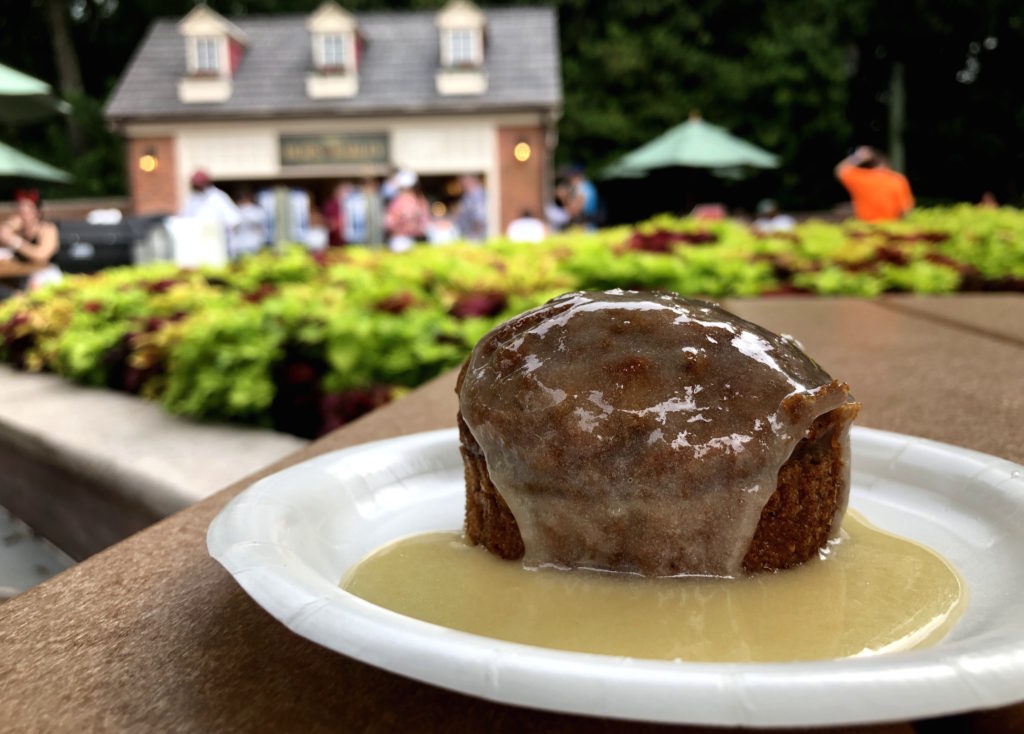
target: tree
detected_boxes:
[845,0,1024,204]
[41,0,86,153]
[556,0,863,209]
[1,0,1022,208]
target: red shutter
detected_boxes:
[229,38,244,76]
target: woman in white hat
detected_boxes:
[384,171,428,252]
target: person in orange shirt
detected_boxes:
[834,146,914,221]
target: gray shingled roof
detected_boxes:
[105,7,561,121]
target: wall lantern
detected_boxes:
[138,147,159,173]
[513,140,531,163]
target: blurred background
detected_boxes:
[2,0,1023,592]
[1,0,1021,210]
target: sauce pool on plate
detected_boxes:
[340,511,965,663]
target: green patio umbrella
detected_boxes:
[602,115,780,179]
[0,139,71,183]
[0,62,71,124]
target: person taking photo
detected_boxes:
[834,146,914,222]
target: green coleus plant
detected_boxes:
[2,207,1023,437]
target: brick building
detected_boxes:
[104,1,562,237]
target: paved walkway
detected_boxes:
[0,507,73,601]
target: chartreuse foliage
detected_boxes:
[2,206,1023,435]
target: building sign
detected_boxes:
[280,133,389,167]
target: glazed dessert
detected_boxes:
[456,290,860,577]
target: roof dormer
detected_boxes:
[435,0,488,95]
[305,2,361,98]
[177,5,248,104]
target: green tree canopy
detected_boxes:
[2,0,1022,208]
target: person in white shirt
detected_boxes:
[181,171,241,253]
[505,209,547,243]
[233,188,267,258]
[342,185,370,245]
[751,199,796,234]
[454,175,488,242]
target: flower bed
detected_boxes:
[2,206,1022,438]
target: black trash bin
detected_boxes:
[54,215,167,274]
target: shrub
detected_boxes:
[2,206,1022,436]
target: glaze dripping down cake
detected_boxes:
[456,290,860,577]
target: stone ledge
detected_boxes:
[0,366,307,559]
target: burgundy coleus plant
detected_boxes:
[449,292,507,319]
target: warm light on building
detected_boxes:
[138,154,158,173]
[107,2,561,232]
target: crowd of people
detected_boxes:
[0,143,974,301]
[180,169,501,257]
[175,153,919,255]
[175,163,615,257]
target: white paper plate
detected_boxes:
[207,427,1024,727]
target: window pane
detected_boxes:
[323,34,345,67]
[448,29,474,65]
[196,37,219,72]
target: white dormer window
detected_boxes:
[435,0,487,94]
[177,5,247,102]
[446,28,476,67]
[305,2,360,97]
[194,36,221,74]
